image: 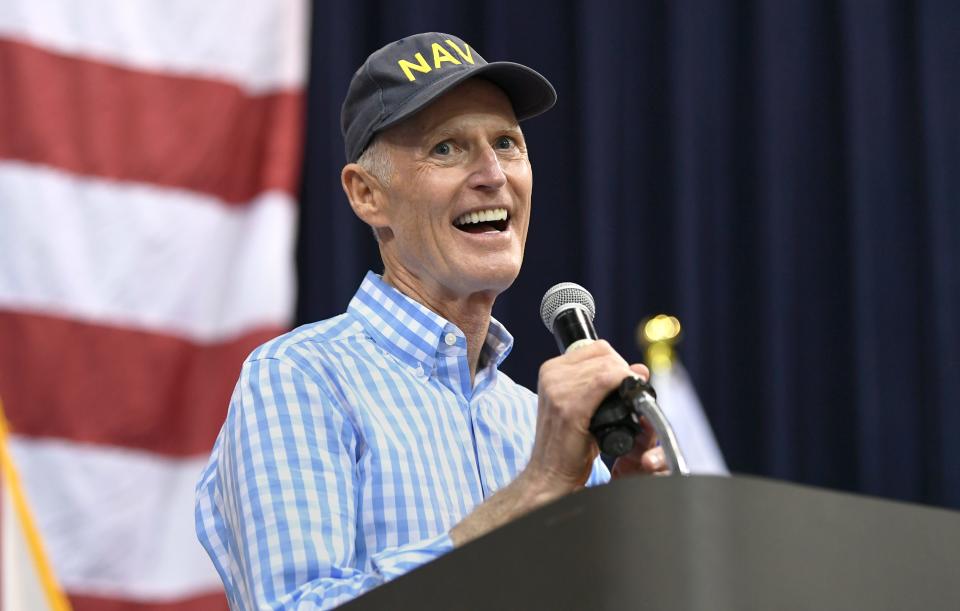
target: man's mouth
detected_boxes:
[452,207,509,234]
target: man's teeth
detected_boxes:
[453,208,508,226]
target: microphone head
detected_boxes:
[540,282,596,331]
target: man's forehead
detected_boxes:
[389,79,521,140]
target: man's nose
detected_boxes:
[467,145,507,190]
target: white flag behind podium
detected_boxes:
[640,315,727,475]
[650,362,728,475]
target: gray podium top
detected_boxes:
[343,475,960,611]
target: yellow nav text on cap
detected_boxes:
[399,39,476,82]
[444,39,473,64]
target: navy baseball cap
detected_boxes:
[340,32,557,162]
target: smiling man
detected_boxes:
[195,33,666,610]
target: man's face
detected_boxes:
[375,79,533,303]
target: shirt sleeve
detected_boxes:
[197,356,452,610]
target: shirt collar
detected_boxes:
[348,272,514,374]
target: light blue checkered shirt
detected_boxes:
[195,272,610,609]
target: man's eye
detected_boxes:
[495,136,515,149]
[433,141,453,155]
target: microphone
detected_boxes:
[539,282,599,354]
[540,282,646,456]
[539,282,691,473]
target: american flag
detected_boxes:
[0,1,307,609]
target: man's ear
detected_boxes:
[341,163,390,229]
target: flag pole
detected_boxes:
[0,397,73,611]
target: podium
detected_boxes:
[343,476,960,610]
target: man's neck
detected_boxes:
[382,270,495,384]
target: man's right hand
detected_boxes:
[520,339,640,501]
[450,340,646,547]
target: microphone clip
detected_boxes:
[590,376,690,475]
[589,376,656,457]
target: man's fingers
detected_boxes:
[628,363,650,382]
[610,444,670,478]
[641,447,668,473]
[540,351,636,407]
[562,339,629,366]
[634,416,657,450]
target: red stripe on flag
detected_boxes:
[0,310,284,457]
[70,592,228,611]
[0,37,303,203]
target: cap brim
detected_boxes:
[375,61,557,135]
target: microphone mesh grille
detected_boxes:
[539,282,596,330]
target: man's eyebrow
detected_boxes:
[424,123,523,143]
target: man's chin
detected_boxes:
[455,267,521,298]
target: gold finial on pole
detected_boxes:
[636,314,682,373]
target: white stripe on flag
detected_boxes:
[0,161,296,343]
[8,436,221,601]
[0,0,308,91]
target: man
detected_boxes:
[196,33,666,610]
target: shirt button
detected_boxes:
[444,333,457,346]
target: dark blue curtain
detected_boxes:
[297,1,960,509]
